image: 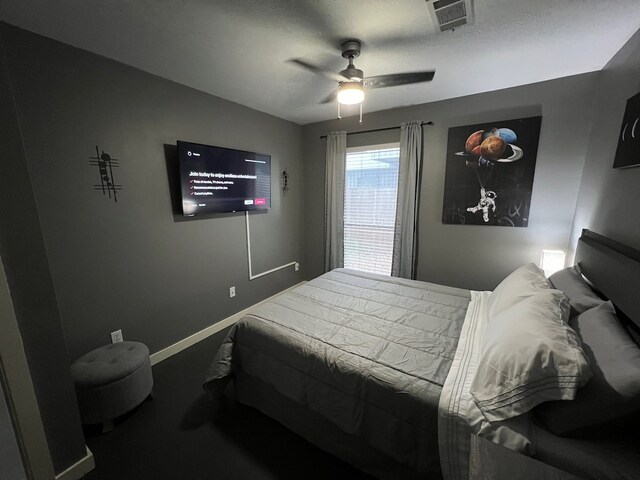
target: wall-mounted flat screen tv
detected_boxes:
[177,140,271,216]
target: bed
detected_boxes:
[203,230,640,480]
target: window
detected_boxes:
[344,144,400,275]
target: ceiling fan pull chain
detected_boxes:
[337,100,341,119]
[359,103,363,124]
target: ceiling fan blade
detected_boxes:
[288,58,349,82]
[319,90,337,104]
[365,71,435,89]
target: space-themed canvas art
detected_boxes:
[613,92,640,169]
[442,116,542,227]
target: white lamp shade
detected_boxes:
[540,249,566,277]
[337,82,365,105]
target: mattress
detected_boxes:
[204,268,471,477]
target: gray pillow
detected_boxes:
[536,301,640,436]
[548,266,604,317]
[471,289,591,422]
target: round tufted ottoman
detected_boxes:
[71,341,153,432]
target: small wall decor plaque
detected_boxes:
[89,146,122,202]
[613,92,640,169]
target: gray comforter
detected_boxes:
[204,268,470,477]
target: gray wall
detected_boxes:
[0,26,86,474]
[0,257,56,480]
[570,29,640,254]
[302,73,599,290]
[0,23,304,360]
[0,376,27,480]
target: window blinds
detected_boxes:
[344,147,400,275]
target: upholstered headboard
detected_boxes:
[575,229,640,339]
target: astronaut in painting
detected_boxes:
[467,188,497,223]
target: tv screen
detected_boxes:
[177,141,271,216]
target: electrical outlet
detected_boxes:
[110,329,123,343]
[294,262,300,272]
[229,286,236,298]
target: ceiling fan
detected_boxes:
[289,39,435,120]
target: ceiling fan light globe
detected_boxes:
[337,83,365,105]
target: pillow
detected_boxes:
[471,289,592,422]
[548,266,604,317]
[488,263,551,316]
[535,301,640,436]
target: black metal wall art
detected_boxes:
[89,146,122,202]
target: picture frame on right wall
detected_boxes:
[613,91,640,169]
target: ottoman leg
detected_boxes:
[102,420,114,434]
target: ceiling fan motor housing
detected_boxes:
[339,66,364,82]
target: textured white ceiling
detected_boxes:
[1,0,639,125]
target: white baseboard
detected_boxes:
[150,282,306,366]
[55,446,94,480]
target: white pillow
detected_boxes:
[471,289,592,422]
[488,263,551,317]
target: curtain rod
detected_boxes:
[319,121,433,139]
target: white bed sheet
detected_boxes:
[438,290,532,480]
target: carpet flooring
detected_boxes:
[83,327,374,480]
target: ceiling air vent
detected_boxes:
[426,0,474,32]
